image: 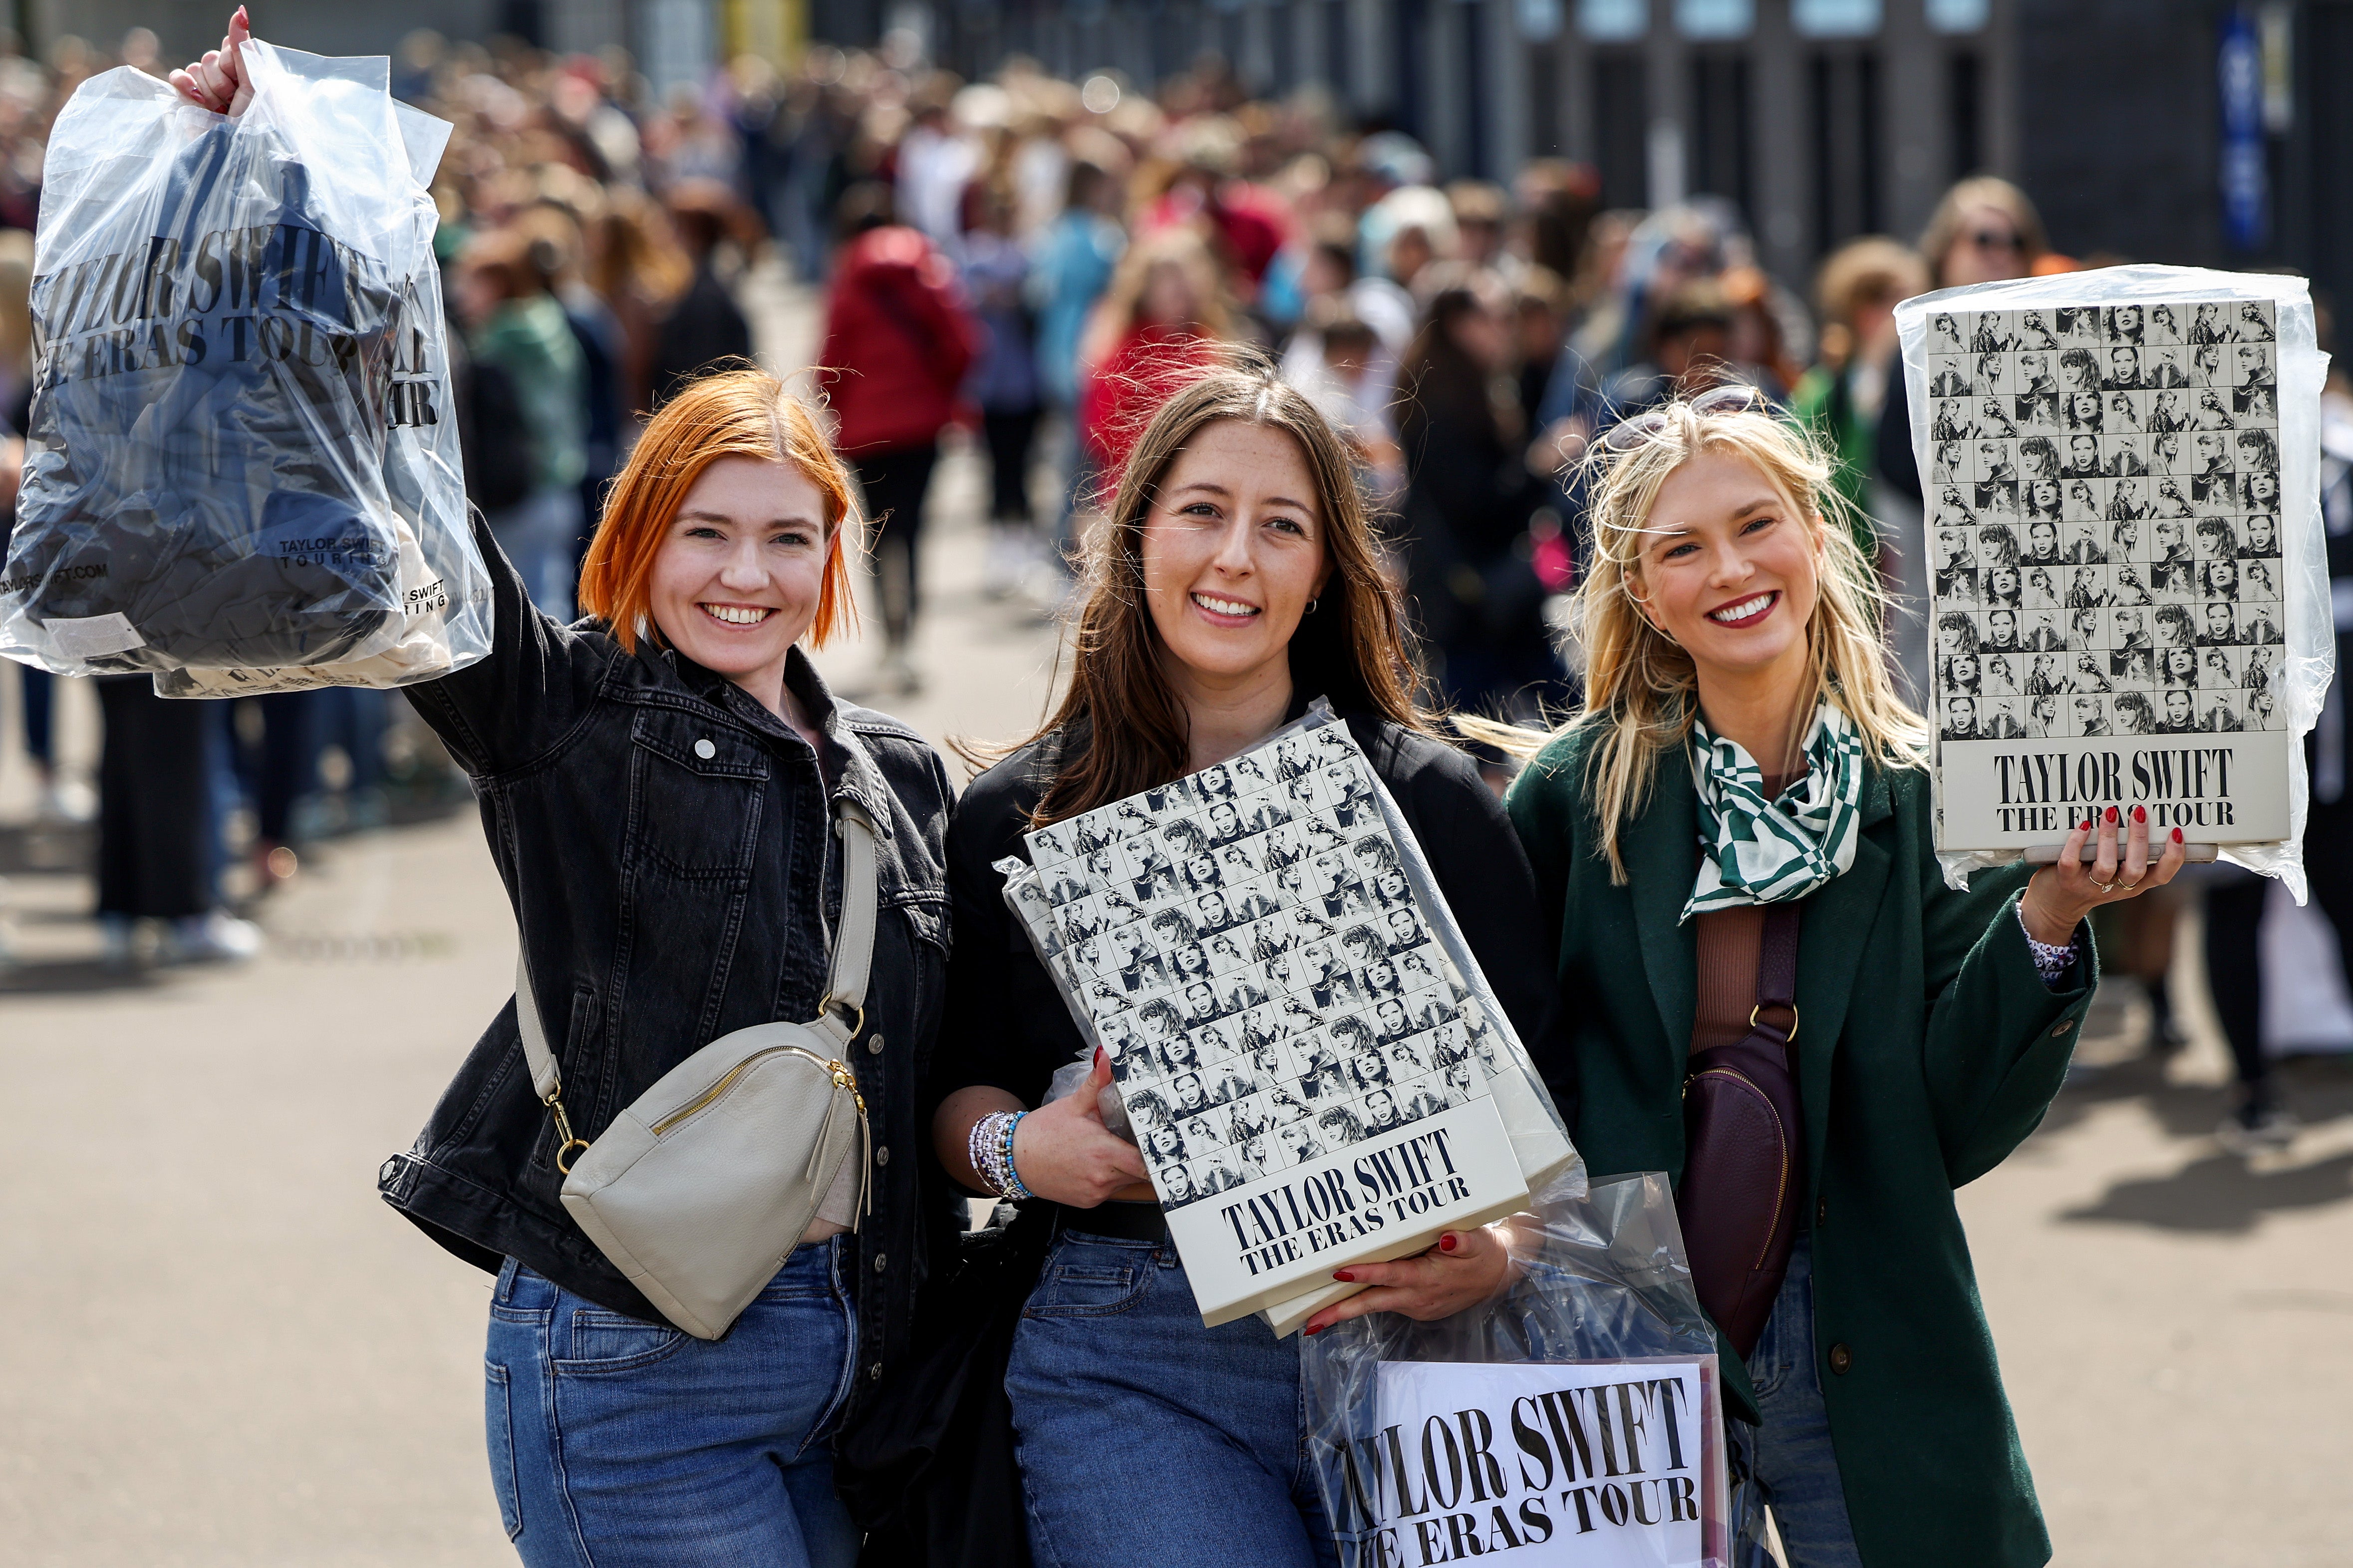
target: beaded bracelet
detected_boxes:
[967,1110,1033,1201]
[997,1111,1033,1200]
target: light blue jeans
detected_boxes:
[1006,1228,1342,1568]
[1729,1236,1865,1568]
[485,1239,860,1568]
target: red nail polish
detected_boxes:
[1439,1234,1459,1253]
[2134,805,2146,823]
[1305,1323,1322,1336]
[2172,827,2184,843]
[1333,1270,1354,1283]
[2106,806,2118,824]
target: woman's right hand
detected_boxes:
[169,6,254,118]
[1011,1048,1149,1208]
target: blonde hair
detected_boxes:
[1559,401,1928,881]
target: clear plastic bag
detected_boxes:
[1893,267,2332,901]
[0,38,486,694]
[1300,1169,1741,1568]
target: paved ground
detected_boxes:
[2,271,2349,1565]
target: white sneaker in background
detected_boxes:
[38,778,95,823]
[99,914,139,969]
[2215,1095,2300,1156]
[161,910,263,966]
[982,524,1024,599]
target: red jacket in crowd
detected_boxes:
[818,226,980,457]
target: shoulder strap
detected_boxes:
[818,801,881,1031]
[515,797,884,1105]
[1753,900,1802,1046]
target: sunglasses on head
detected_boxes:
[1601,383,1765,452]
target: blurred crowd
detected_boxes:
[2,26,2351,1146]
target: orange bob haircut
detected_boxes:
[577,368,862,653]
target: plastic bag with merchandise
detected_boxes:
[1300,1169,1748,1568]
[0,37,487,693]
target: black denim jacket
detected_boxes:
[378,518,954,1406]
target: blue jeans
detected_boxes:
[1006,1229,1341,1568]
[486,1239,861,1568]
[1729,1237,1864,1568]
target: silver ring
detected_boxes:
[2090,879,2116,894]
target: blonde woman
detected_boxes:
[1504,390,2180,1568]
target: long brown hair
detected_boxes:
[578,368,860,653]
[1013,355,1429,825]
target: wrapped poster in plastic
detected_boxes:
[0,36,487,694]
[1300,1171,1735,1568]
[1895,267,2332,899]
[1001,701,1580,1330]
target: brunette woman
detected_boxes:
[1505,392,2180,1567]
[196,21,948,1524]
[930,361,1565,1568]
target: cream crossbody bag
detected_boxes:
[516,800,877,1340]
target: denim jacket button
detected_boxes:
[693,738,716,760]
[1828,1342,1854,1375]
[873,1253,888,1274]
[867,1033,885,1055]
[868,1361,883,1382]
[876,1146,891,1166]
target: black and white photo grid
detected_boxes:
[1022,724,1507,1215]
[1927,298,2285,750]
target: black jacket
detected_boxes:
[378,516,955,1409]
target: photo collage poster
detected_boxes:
[1020,723,1509,1215]
[1926,299,2286,743]
[1923,297,2295,848]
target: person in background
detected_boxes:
[2197,337,2353,1151]
[1875,177,2048,510]
[1290,300,1403,498]
[1871,178,2047,706]
[1791,237,1930,561]
[961,183,1048,598]
[93,676,261,966]
[1513,267,1570,434]
[516,199,627,571]
[1394,274,1558,729]
[650,180,758,405]
[587,189,695,417]
[458,227,589,623]
[1030,157,1128,590]
[818,182,979,694]
[1076,227,1238,485]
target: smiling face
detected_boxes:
[647,456,831,705]
[1141,420,1331,696]
[1629,451,1822,699]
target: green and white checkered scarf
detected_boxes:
[1681,702,1866,924]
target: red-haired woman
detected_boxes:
[384,362,953,1564]
[176,35,950,1566]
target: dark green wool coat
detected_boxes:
[1504,727,2094,1568]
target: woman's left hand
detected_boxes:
[2021,803,2187,946]
[1300,1220,1521,1336]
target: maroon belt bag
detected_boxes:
[1677,899,1804,1359]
